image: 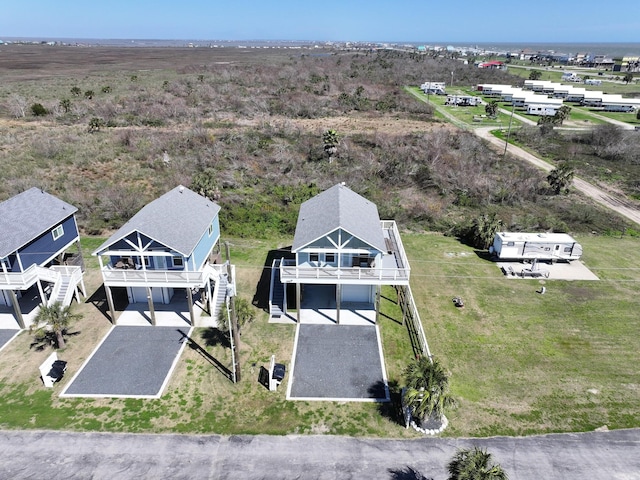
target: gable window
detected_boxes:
[52,225,64,241]
[172,256,184,267]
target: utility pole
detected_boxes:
[225,241,241,382]
[503,102,516,156]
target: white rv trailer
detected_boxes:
[421,82,447,95]
[561,72,581,82]
[581,91,605,107]
[526,104,558,116]
[489,232,583,261]
[565,87,587,103]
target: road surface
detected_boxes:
[1,429,640,479]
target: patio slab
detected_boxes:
[497,260,599,281]
[61,326,192,398]
[287,324,389,402]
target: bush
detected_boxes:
[31,103,48,116]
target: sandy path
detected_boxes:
[475,126,640,226]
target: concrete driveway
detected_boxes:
[288,324,388,401]
[0,428,638,479]
[61,326,192,398]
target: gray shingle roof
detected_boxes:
[94,186,221,257]
[292,183,386,252]
[0,188,78,258]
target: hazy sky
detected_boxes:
[1,0,638,43]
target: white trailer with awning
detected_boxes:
[490,232,583,261]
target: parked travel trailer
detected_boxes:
[527,104,558,116]
[489,232,583,261]
[420,82,446,95]
[584,79,602,85]
[446,95,482,106]
[561,72,581,82]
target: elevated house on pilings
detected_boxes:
[93,185,234,326]
[0,188,86,329]
[274,183,411,324]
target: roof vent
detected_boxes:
[179,186,184,193]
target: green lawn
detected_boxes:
[406,86,522,130]
[1,233,639,437]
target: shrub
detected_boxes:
[31,103,48,116]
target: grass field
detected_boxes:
[1,232,638,437]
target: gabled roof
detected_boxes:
[94,185,221,257]
[0,188,78,258]
[292,183,386,252]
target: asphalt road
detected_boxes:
[1,429,639,479]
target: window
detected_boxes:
[52,225,64,241]
[143,256,150,267]
[208,224,213,236]
[564,247,572,253]
[172,256,184,267]
[325,253,335,263]
[507,241,515,247]
[309,253,319,263]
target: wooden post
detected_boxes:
[146,287,156,326]
[296,283,301,323]
[336,284,341,325]
[9,290,25,329]
[225,242,241,382]
[375,285,381,323]
[186,288,195,326]
[105,285,117,325]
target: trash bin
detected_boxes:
[272,363,286,382]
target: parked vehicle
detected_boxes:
[489,232,583,261]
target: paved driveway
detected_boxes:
[287,324,388,401]
[0,329,20,353]
[61,326,192,398]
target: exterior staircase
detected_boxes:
[47,266,85,307]
[213,273,228,316]
[269,259,285,318]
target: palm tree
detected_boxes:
[447,447,508,480]
[217,296,255,334]
[404,356,456,425]
[553,105,572,125]
[322,129,340,163]
[484,101,498,118]
[30,301,81,349]
[547,163,574,195]
[470,213,503,250]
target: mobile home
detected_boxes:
[489,232,582,261]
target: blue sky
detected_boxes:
[1,0,638,43]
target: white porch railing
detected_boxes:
[279,259,409,283]
[381,220,411,272]
[100,262,227,288]
[0,264,44,289]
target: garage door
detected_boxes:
[341,284,373,303]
